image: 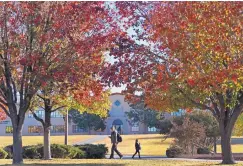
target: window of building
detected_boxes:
[171,109,185,117]
[28,110,44,118]
[114,100,121,107]
[148,127,157,132]
[28,126,42,133]
[72,125,87,133]
[51,125,65,133]
[51,111,63,118]
[5,126,13,133]
[131,123,139,132]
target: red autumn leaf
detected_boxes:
[187,78,195,86]
[19,58,27,65]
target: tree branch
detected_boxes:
[37,94,45,100]
[178,89,214,112]
[51,106,66,112]
[209,96,220,120]
[11,78,17,103]
[31,111,45,126]
[20,66,27,107]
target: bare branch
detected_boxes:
[31,111,45,126]
[51,106,66,112]
[37,94,45,100]
[20,66,27,107]
[11,78,17,103]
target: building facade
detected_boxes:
[0,93,170,136]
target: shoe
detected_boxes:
[120,155,123,159]
[132,156,134,159]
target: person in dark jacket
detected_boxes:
[132,139,141,159]
[109,126,123,159]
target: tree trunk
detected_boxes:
[12,126,23,164]
[43,126,51,160]
[43,108,52,160]
[219,120,235,164]
[65,110,68,145]
[213,136,217,153]
[221,131,234,164]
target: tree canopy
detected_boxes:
[103,2,243,164]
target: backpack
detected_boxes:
[117,133,122,143]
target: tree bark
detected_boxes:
[219,119,235,164]
[213,136,217,153]
[43,126,51,160]
[43,105,52,160]
[12,125,23,164]
[220,131,234,164]
[64,110,68,145]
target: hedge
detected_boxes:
[75,144,108,159]
[4,144,107,159]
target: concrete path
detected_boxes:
[105,155,243,163]
[217,138,243,144]
[73,135,108,145]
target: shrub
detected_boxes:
[72,148,86,159]
[51,144,67,158]
[170,117,206,155]
[197,147,210,154]
[51,144,85,159]
[166,145,183,158]
[4,145,13,159]
[75,144,108,159]
[0,148,8,159]
[23,145,42,159]
[5,144,88,159]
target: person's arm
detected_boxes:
[115,131,118,143]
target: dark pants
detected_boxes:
[132,150,140,158]
[110,143,122,158]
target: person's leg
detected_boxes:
[109,144,115,159]
[114,144,123,158]
[138,150,141,158]
[132,151,137,158]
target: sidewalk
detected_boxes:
[105,155,243,163]
[73,135,108,145]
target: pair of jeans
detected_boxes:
[110,143,122,158]
[132,150,140,158]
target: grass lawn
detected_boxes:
[217,144,243,153]
[95,134,243,156]
[0,135,95,147]
[0,159,232,166]
[95,134,173,156]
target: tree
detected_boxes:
[234,113,243,136]
[0,2,114,164]
[170,117,206,155]
[104,2,243,164]
[126,100,164,128]
[69,110,107,134]
[30,88,110,160]
[161,111,220,151]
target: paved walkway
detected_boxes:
[105,155,243,163]
[73,135,108,145]
[218,138,243,144]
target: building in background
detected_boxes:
[0,93,171,136]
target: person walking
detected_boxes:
[132,139,141,159]
[109,126,123,159]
